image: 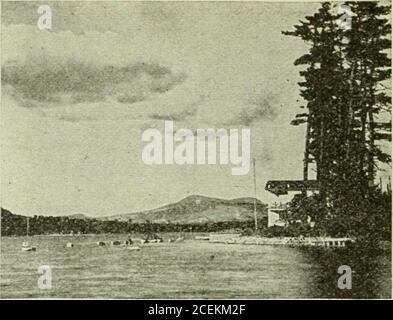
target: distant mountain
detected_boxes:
[1,195,267,228]
[65,213,90,220]
[1,201,267,236]
[100,195,267,224]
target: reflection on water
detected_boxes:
[0,235,390,299]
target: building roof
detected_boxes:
[265,180,319,196]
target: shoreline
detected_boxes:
[208,234,356,248]
[2,233,391,248]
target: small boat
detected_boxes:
[175,237,185,243]
[141,232,164,244]
[22,247,36,252]
[126,246,141,251]
[195,236,210,240]
[21,218,36,252]
[142,238,164,244]
[123,237,135,245]
[22,241,36,252]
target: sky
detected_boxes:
[1,1,390,216]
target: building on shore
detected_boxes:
[265,180,319,227]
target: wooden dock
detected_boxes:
[206,234,355,248]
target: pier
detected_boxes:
[207,233,355,248]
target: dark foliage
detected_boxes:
[0,208,268,236]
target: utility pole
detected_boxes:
[253,158,258,231]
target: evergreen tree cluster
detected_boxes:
[284,2,391,237]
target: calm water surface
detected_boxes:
[0,234,390,299]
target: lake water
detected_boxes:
[0,234,391,299]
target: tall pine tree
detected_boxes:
[284,2,391,235]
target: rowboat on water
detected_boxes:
[195,236,210,241]
[141,238,164,244]
[22,241,36,252]
[126,246,141,251]
[175,237,185,243]
[141,232,164,244]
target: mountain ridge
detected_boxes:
[1,195,268,224]
[99,194,267,224]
